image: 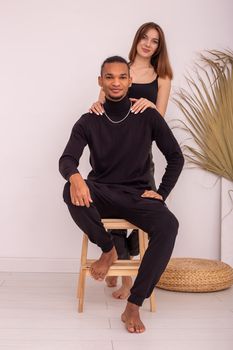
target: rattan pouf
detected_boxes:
[156,258,233,292]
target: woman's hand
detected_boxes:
[130,98,157,114]
[89,101,104,115]
[141,190,163,201]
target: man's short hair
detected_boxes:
[100,56,130,76]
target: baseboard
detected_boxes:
[0,257,80,273]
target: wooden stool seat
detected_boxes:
[77,219,156,312]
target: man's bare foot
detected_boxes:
[105,276,118,287]
[90,247,117,281]
[121,302,145,333]
[112,276,132,299]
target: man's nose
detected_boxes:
[112,78,120,86]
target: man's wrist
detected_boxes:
[69,172,82,183]
[157,190,165,201]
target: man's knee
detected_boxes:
[63,181,71,204]
[166,211,179,236]
[150,209,179,238]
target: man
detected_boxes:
[59,56,184,333]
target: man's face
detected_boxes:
[98,62,132,101]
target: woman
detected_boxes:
[90,22,173,299]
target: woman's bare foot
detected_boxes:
[105,276,118,287]
[121,302,145,333]
[90,247,117,281]
[112,276,132,299]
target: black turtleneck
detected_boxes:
[59,96,184,200]
[103,96,131,122]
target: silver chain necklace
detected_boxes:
[103,102,132,124]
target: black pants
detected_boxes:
[63,180,178,307]
[107,229,139,259]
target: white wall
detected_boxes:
[0,0,232,271]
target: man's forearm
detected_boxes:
[157,151,184,200]
[59,155,79,181]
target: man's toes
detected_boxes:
[140,326,145,333]
[112,291,120,298]
[99,271,106,280]
[127,321,135,333]
[112,287,129,299]
[138,323,145,333]
[95,272,104,281]
[90,270,98,280]
[127,325,134,333]
[90,267,99,280]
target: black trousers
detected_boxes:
[63,180,179,306]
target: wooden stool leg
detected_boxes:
[149,290,156,312]
[77,234,88,312]
[138,229,145,258]
[78,270,86,313]
[77,268,85,298]
[143,231,148,250]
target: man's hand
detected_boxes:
[141,190,163,201]
[69,173,93,207]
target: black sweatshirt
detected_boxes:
[59,96,184,200]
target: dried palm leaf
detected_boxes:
[173,50,233,182]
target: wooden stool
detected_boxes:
[77,218,156,312]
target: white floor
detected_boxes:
[0,272,232,350]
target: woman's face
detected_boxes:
[136,28,159,59]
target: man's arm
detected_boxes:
[59,118,87,181]
[59,117,93,207]
[151,112,184,201]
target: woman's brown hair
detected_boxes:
[128,22,173,79]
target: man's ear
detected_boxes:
[98,76,102,87]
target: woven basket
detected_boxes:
[156,258,233,292]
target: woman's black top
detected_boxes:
[128,76,158,103]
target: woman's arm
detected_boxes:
[98,88,106,104]
[89,88,105,115]
[156,76,171,117]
